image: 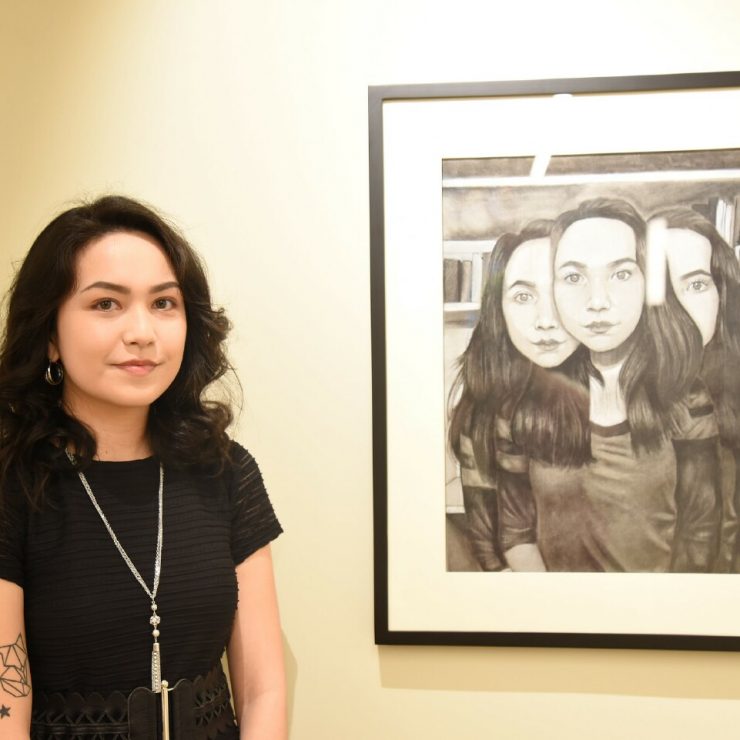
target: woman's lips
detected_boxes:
[114,360,157,376]
[585,321,615,334]
[534,339,564,351]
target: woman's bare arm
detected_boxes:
[227,545,286,740]
[0,579,31,740]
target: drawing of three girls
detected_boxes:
[449,197,740,573]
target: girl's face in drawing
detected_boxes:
[553,217,644,355]
[501,237,579,368]
[664,227,718,347]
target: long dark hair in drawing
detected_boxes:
[448,221,590,477]
[651,205,740,449]
[552,198,703,454]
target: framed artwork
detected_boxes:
[369,71,740,648]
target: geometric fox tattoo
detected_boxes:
[0,634,30,697]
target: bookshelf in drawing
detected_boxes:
[443,196,740,317]
[443,240,494,314]
[692,195,740,249]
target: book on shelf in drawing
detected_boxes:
[443,251,492,305]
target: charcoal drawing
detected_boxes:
[444,151,740,573]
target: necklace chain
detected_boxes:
[66,450,166,693]
[66,450,164,600]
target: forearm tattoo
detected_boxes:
[0,634,30,697]
[0,704,10,718]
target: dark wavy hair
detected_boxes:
[448,221,590,476]
[0,195,235,508]
[552,198,703,454]
[651,206,740,448]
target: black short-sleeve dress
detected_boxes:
[0,440,282,738]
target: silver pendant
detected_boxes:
[150,601,162,692]
[151,642,162,693]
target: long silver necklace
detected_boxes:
[66,450,166,693]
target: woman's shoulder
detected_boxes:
[0,470,33,517]
[177,439,258,478]
[224,439,283,556]
[225,438,260,473]
[221,438,268,496]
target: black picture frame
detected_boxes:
[369,71,740,649]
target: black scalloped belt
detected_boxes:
[31,662,238,740]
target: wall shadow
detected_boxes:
[378,645,740,699]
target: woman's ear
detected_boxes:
[48,336,60,363]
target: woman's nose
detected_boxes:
[587,278,611,312]
[534,296,558,330]
[122,305,155,346]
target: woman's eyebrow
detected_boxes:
[80,281,128,294]
[150,281,181,293]
[607,258,638,269]
[556,260,587,271]
[506,279,536,291]
[678,269,712,281]
[79,280,181,294]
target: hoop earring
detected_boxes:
[45,361,64,386]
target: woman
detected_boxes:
[448,221,590,572]
[549,197,718,572]
[0,196,286,739]
[650,206,740,571]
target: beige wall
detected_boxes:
[3,1,740,737]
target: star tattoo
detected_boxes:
[0,704,10,719]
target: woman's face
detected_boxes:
[501,237,579,368]
[553,217,644,355]
[49,231,187,422]
[664,227,718,346]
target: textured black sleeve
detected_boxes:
[228,442,283,566]
[0,486,27,587]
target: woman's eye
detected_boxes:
[513,292,535,305]
[562,272,583,285]
[94,298,117,311]
[613,269,632,281]
[686,279,709,294]
[153,297,176,310]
